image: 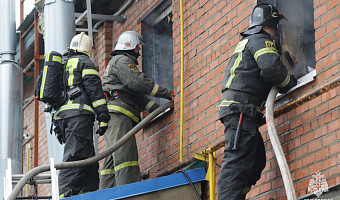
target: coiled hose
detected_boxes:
[266,86,297,200]
[7,101,174,200]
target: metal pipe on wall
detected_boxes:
[34,13,40,169]
[93,0,134,29]
[0,0,23,199]
[43,0,75,165]
[179,0,184,163]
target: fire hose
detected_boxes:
[266,86,297,200]
[7,101,174,200]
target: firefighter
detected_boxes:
[217,4,297,199]
[53,32,110,198]
[99,31,174,189]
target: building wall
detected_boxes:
[92,0,339,199]
[23,79,50,195]
[21,0,338,198]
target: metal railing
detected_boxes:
[7,102,174,200]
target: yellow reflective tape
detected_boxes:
[82,69,99,78]
[100,122,108,127]
[92,99,106,108]
[254,48,279,62]
[145,101,155,112]
[151,84,159,96]
[45,52,50,62]
[52,55,62,63]
[114,161,139,172]
[40,65,48,98]
[278,74,291,88]
[225,53,242,89]
[233,39,249,54]
[65,58,79,87]
[59,194,65,198]
[58,103,95,114]
[107,105,140,123]
[218,99,240,108]
[101,169,115,175]
[100,161,139,175]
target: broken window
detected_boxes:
[141,0,173,106]
[257,0,316,78]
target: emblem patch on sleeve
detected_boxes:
[233,39,249,54]
[128,64,138,71]
[265,41,278,53]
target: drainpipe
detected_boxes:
[0,0,23,199]
[179,0,184,162]
[43,0,75,165]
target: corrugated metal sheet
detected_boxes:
[17,8,38,31]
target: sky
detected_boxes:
[16,0,35,29]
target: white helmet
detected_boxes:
[115,31,143,51]
[69,32,93,56]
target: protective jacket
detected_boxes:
[217,31,297,200]
[55,52,108,118]
[102,52,171,122]
[53,51,109,197]
[99,52,171,189]
[219,31,296,119]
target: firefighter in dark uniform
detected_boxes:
[99,31,174,189]
[53,32,110,198]
[217,4,297,199]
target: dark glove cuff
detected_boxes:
[279,75,297,94]
[97,112,110,122]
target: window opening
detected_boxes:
[142,1,173,106]
[257,0,316,97]
[257,0,316,79]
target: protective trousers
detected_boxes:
[55,115,99,197]
[99,112,141,189]
[217,114,266,200]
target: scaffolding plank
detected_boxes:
[65,168,206,200]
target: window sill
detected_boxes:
[276,69,316,100]
[141,106,172,124]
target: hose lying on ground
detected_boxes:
[266,86,297,200]
[7,101,174,200]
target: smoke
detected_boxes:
[279,0,315,76]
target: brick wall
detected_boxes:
[22,0,338,198]
[247,0,340,198]
[23,80,50,195]
[92,0,339,199]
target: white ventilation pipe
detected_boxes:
[0,0,23,199]
[43,0,75,165]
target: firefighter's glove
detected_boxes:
[56,133,64,145]
[96,112,110,136]
[168,91,175,101]
[96,122,108,136]
[279,75,297,94]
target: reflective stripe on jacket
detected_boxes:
[102,53,170,119]
[219,32,293,119]
[221,33,291,101]
[56,52,108,118]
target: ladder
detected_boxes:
[3,158,59,200]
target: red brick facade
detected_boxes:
[22,0,339,198]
